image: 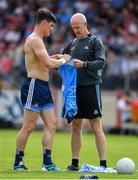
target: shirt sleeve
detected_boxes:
[87,38,105,71]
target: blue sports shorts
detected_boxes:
[21,77,54,112]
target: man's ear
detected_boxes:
[42,20,48,26]
[85,22,87,26]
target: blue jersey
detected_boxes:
[58,60,77,123]
[21,77,54,112]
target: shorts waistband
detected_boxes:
[27,77,49,85]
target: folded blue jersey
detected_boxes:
[79,163,117,173]
[58,60,77,123]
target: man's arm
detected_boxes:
[74,38,105,70]
[87,38,105,70]
[30,37,70,69]
[50,54,63,59]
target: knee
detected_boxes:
[48,120,57,133]
[22,123,36,134]
[91,121,103,135]
[93,126,103,135]
[72,123,82,135]
[52,121,57,132]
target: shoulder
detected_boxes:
[63,39,75,51]
[25,34,44,50]
[89,34,97,41]
[89,35,103,45]
[66,38,77,47]
[71,38,77,45]
[26,34,43,45]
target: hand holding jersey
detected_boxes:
[73,59,84,68]
[51,53,73,66]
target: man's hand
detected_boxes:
[63,54,71,62]
[73,59,84,68]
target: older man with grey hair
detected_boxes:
[62,13,107,171]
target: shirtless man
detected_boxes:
[13,8,70,172]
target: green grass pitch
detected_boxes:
[0,129,138,179]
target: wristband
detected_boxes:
[83,61,88,68]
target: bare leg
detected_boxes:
[71,119,83,159]
[51,87,60,116]
[89,117,106,160]
[16,109,39,151]
[40,109,57,150]
[14,109,39,169]
[40,108,60,169]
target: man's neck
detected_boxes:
[77,33,90,39]
[34,26,44,39]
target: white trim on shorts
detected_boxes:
[95,84,102,115]
[24,78,35,109]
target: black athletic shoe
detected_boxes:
[67,164,79,171]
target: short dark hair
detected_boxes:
[36,8,56,24]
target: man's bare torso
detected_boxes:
[24,34,49,81]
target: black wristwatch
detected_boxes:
[83,61,88,68]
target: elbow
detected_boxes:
[102,61,106,69]
[99,59,105,69]
[101,62,105,69]
[47,64,55,69]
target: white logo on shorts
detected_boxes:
[94,110,98,115]
[34,103,38,107]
